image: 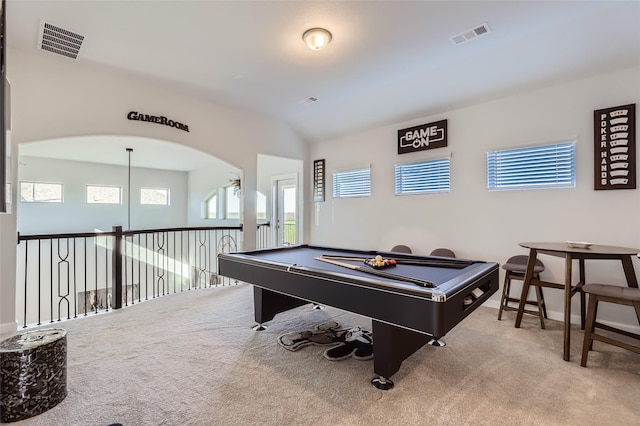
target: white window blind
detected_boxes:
[487,142,576,191]
[395,158,450,195]
[332,168,371,198]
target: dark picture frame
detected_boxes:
[594,104,636,190]
[313,159,325,202]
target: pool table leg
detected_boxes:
[253,287,308,329]
[371,320,433,390]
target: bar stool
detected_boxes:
[430,248,456,258]
[497,255,547,328]
[390,245,412,253]
[581,284,640,367]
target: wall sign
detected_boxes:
[127,111,190,133]
[313,159,325,202]
[594,104,636,190]
[398,119,447,154]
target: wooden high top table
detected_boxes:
[515,242,640,361]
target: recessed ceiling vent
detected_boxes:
[37,21,84,59]
[450,23,491,45]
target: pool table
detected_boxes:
[218,245,499,389]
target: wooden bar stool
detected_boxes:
[497,255,547,328]
[580,284,640,367]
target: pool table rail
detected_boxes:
[218,245,499,338]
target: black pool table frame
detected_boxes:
[218,245,499,389]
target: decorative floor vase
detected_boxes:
[0,328,67,423]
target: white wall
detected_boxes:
[0,47,308,334]
[309,66,640,329]
[7,48,307,244]
[0,128,18,335]
[17,156,188,234]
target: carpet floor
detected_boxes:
[5,283,640,426]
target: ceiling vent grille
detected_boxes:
[38,21,84,59]
[299,96,318,104]
[451,23,491,45]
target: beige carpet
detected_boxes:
[6,283,640,426]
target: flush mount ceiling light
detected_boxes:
[303,28,332,51]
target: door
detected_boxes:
[275,178,297,246]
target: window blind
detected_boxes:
[487,142,576,191]
[395,158,450,195]
[332,168,371,198]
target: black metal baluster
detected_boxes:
[187,230,191,290]
[22,240,28,328]
[156,231,165,295]
[180,230,184,291]
[152,233,156,298]
[50,238,54,323]
[173,231,177,293]
[198,230,207,288]
[145,233,149,300]
[94,236,98,314]
[105,235,110,312]
[137,233,141,303]
[37,239,41,325]
[212,230,216,286]
[73,238,77,319]
[130,234,135,304]
[83,237,88,316]
[124,234,128,307]
[57,238,70,321]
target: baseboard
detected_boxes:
[482,299,640,334]
[0,320,18,338]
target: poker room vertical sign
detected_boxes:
[594,104,636,190]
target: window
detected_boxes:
[20,181,63,203]
[206,187,243,220]
[225,186,240,219]
[141,187,169,205]
[487,142,576,191]
[257,191,267,220]
[332,167,371,198]
[87,185,121,204]
[395,157,450,195]
[206,194,217,219]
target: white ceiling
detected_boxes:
[7,1,640,170]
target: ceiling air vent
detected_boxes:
[450,23,491,45]
[38,21,84,59]
[299,96,318,105]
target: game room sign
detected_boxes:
[127,111,190,133]
[398,119,447,154]
[594,104,636,190]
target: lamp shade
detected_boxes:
[303,28,332,51]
